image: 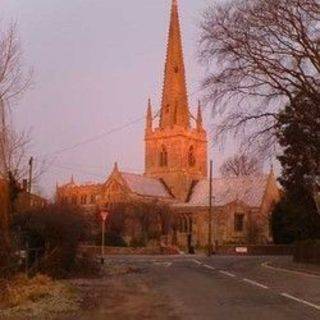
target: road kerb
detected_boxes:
[262,262,320,279]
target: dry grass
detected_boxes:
[0,274,80,320]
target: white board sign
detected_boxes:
[235,247,248,254]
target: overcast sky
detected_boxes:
[2,0,234,197]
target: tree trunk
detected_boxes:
[0,180,12,271]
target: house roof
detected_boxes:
[121,172,172,199]
[178,175,270,208]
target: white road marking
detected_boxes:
[153,262,172,268]
[192,259,202,265]
[203,264,216,270]
[281,293,320,311]
[219,270,236,278]
[243,278,269,289]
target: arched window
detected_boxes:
[234,213,245,232]
[160,145,168,167]
[188,146,196,167]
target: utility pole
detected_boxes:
[208,160,213,256]
[28,157,33,194]
[27,157,33,209]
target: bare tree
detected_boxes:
[0,179,11,271]
[0,103,31,180]
[0,22,32,103]
[0,22,32,269]
[200,0,320,156]
[220,153,261,178]
[0,21,33,181]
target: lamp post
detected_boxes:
[100,210,109,265]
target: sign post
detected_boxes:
[100,211,109,265]
[208,160,213,256]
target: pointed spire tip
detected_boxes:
[160,0,190,129]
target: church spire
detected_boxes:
[160,0,190,129]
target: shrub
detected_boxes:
[105,232,127,247]
[94,232,127,247]
[13,203,90,278]
[271,196,320,244]
[129,237,146,248]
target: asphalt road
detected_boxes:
[109,255,320,320]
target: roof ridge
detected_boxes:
[199,175,269,182]
[121,171,164,183]
[120,171,143,177]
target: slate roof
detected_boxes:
[179,175,270,208]
[121,172,172,199]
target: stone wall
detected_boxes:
[294,242,320,264]
[79,245,179,256]
[214,244,294,256]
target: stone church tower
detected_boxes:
[145,0,208,201]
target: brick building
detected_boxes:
[57,0,280,248]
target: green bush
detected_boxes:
[271,196,320,244]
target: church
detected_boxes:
[57,0,280,249]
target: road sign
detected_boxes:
[235,247,248,254]
[100,211,109,221]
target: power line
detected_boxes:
[53,161,106,171]
[50,163,105,179]
[43,115,145,157]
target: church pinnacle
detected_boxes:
[146,98,153,132]
[160,0,190,129]
[197,100,203,130]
